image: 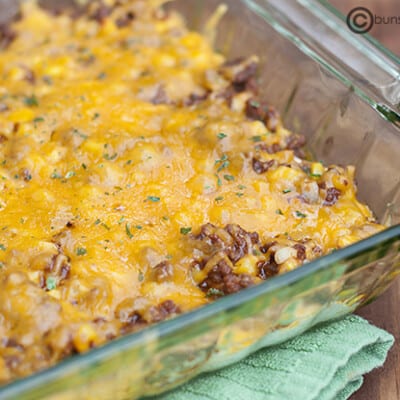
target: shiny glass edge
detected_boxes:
[1,225,399,398]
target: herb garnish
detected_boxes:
[251,135,263,143]
[24,95,39,107]
[295,211,307,218]
[46,277,57,291]
[65,171,76,179]
[103,153,118,161]
[215,154,229,172]
[147,196,160,202]
[206,288,224,298]
[249,100,260,108]
[215,174,222,187]
[125,223,134,239]
[180,227,192,235]
[217,132,227,140]
[76,247,87,256]
[72,129,88,140]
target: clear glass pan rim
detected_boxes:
[1,224,399,397]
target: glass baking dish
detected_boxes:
[0,0,399,399]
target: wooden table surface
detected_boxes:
[328,1,399,399]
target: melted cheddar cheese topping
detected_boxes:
[0,1,383,382]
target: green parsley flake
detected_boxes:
[104,153,118,161]
[24,95,39,107]
[101,223,110,231]
[215,174,222,187]
[215,154,230,172]
[180,227,192,235]
[51,171,62,179]
[295,211,307,218]
[217,161,229,173]
[76,247,87,256]
[217,132,227,140]
[125,223,134,239]
[0,244,6,251]
[276,209,284,215]
[283,189,292,194]
[215,196,224,202]
[72,129,88,140]
[206,288,224,298]
[46,277,57,291]
[65,171,76,179]
[147,196,160,202]
[224,174,235,182]
[249,100,260,108]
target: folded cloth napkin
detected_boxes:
[150,315,394,400]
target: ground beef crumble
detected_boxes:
[252,158,276,174]
[324,187,342,206]
[199,259,254,296]
[257,256,279,280]
[190,224,317,293]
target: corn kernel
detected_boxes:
[235,255,259,275]
[269,166,304,183]
[73,324,99,353]
[8,108,35,123]
[337,235,358,248]
[311,162,324,177]
[47,289,61,300]
[8,66,26,81]
[280,258,298,273]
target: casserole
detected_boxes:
[0,0,399,399]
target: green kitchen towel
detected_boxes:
[151,315,394,400]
